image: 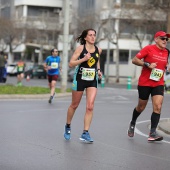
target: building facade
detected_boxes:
[0,0,63,64]
[0,0,169,82]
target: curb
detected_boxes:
[0,93,72,99]
[158,119,170,135]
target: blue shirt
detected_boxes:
[45,55,61,75]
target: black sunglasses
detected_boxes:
[159,37,169,41]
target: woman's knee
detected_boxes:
[70,103,79,110]
[86,103,94,112]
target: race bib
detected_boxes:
[51,62,58,69]
[18,67,24,72]
[81,68,95,81]
[149,68,163,81]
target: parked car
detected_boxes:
[7,64,17,76]
[24,65,47,79]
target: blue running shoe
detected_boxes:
[64,125,71,140]
[79,131,93,143]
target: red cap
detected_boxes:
[154,31,170,38]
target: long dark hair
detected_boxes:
[76,28,96,45]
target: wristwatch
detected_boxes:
[144,62,150,67]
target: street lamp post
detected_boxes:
[61,0,70,93]
[106,39,110,83]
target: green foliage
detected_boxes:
[0,84,71,94]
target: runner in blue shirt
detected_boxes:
[44,48,61,103]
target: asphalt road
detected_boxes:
[0,85,170,170]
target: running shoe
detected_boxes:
[128,123,135,137]
[79,131,93,143]
[16,82,22,86]
[148,131,163,141]
[53,92,56,98]
[48,93,55,103]
[16,82,20,87]
[48,96,53,103]
[64,125,71,140]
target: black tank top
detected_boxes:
[75,45,100,80]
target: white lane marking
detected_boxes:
[135,119,170,144]
[103,95,128,100]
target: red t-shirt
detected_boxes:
[136,44,168,87]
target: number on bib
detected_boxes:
[81,68,95,81]
[149,68,163,81]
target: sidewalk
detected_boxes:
[158,119,170,135]
[0,93,71,99]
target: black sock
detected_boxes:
[131,108,141,125]
[150,112,160,133]
[66,124,70,128]
[83,130,88,133]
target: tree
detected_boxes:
[21,14,61,64]
[0,17,24,63]
[147,0,170,33]
[120,1,170,49]
[119,1,170,79]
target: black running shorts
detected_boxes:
[17,71,24,75]
[72,79,98,91]
[138,85,164,100]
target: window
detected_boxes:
[102,49,113,63]
[1,7,10,18]
[78,0,95,16]
[120,19,145,35]
[119,20,135,34]
[28,6,56,18]
[28,6,40,17]
[131,50,139,59]
[14,53,21,61]
[119,50,129,63]
[1,0,10,5]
